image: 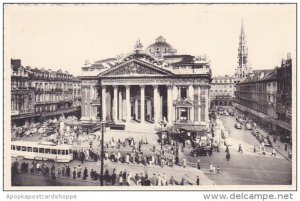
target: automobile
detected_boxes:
[251,129,260,137]
[30,128,38,133]
[25,130,33,137]
[38,127,47,134]
[245,123,253,130]
[262,138,272,147]
[280,135,291,143]
[234,123,242,129]
[190,146,212,156]
[224,111,229,116]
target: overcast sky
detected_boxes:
[4,4,296,76]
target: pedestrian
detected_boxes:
[122,170,127,185]
[118,171,123,185]
[288,149,292,159]
[226,152,230,161]
[83,167,88,180]
[182,157,187,168]
[169,176,175,185]
[225,145,229,153]
[271,148,276,157]
[180,177,185,185]
[285,143,288,151]
[73,167,76,179]
[57,167,61,178]
[209,163,214,172]
[238,144,243,153]
[62,165,66,177]
[111,170,116,185]
[197,159,201,170]
[196,176,200,186]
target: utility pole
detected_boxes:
[100,122,104,186]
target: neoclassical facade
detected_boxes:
[79,36,212,128]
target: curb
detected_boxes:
[273,146,291,162]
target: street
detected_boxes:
[11,114,292,186]
[180,115,292,185]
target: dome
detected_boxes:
[145,36,177,55]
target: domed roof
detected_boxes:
[145,36,177,55]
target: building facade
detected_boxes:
[234,69,277,130]
[210,75,235,107]
[275,54,292,139]
[11,59,82,127]
[79,36,212,128]
[234,54,292,140]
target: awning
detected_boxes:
[277,121,292,132]
[180,125,207,132]
[234,103,292,132]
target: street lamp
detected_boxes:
[159,120,166,151]
[159,121,163,151]
[99,121,106,186]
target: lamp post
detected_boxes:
[160,121,163,151]
[99,121,106,186]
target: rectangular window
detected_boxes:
[39,148,44,153]
[58,150,61,155]
[27,147,32,152]
[12,145,15,150]
[66,150,69,155]
[16,146,21,151]
[45,148,50,154]
[51,149,57,155]
[21,146,27,151]
[61,150,66,155]
[181,88,187,99]
[33,147,38,153]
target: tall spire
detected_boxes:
[241,18,244,35]
[235,18,252,80]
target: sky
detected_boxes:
[4,4,296,76]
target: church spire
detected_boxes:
[235,18,251,80]
[241,18,244,35]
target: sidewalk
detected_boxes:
[14,159,214,186]
[255,127,292,162]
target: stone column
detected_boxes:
[125,85,131,122]
[140,85,145,123]
[153,85,159,124]
[160,94,163,121]
[198,86,201,123]
[172,85,177,122]
[101,86,106,121]
[90,86,94,99]
[167,85,173,124]
[118,88,123,121]
[147,100,152,121]
[177,86,181,99]
[135,98,138,120]
[205,86,209,124]
[189,85,194,123]
[113,86,118,121]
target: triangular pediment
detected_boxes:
[98,59,174,77]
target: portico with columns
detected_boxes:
[95,59,211,127]
[79,36,212,129]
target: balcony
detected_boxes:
[11,109,35,116]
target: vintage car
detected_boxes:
[245,123,253,130]
[234,123,242,129]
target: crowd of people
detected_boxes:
[11,159,201,186]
